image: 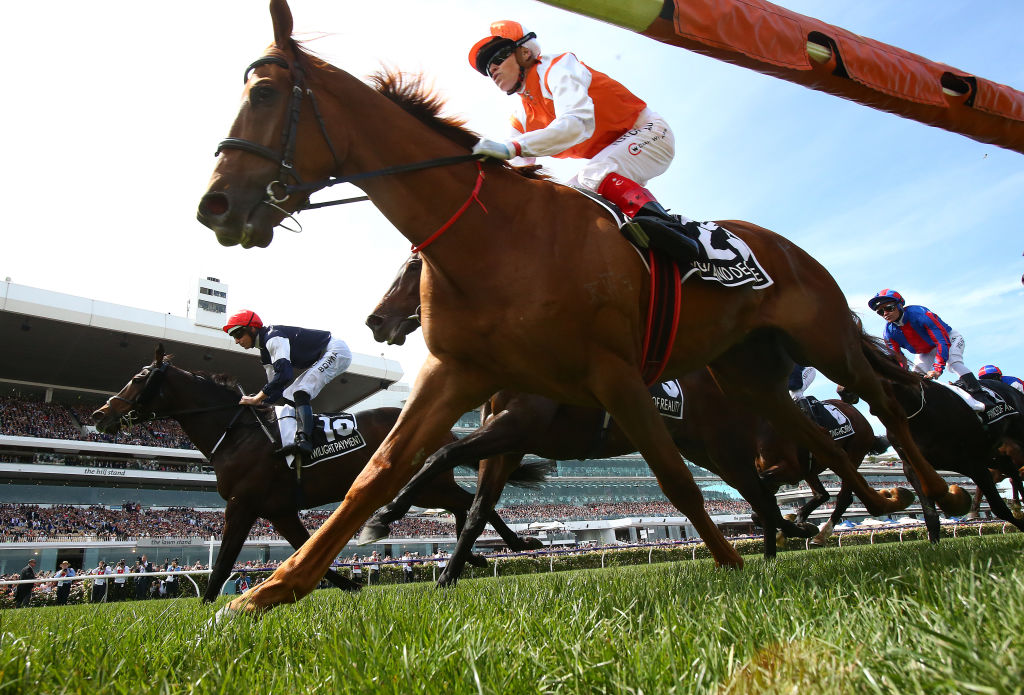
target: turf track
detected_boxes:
[1,534,1022,694]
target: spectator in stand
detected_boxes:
[235,570,251,594]
[367,551,381,586]
[111,559,128,601]
[133,555,154,600]
[54,560,75,605]
[164,559,181,598]
[91,560,111,603]
[14,558,36,607]
[350,555,363,585]
[401,552,414,583]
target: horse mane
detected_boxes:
[290,43,549,182]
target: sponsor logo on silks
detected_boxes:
[829,422,855,441]
[307,413,367,465]
[649,379,684,419]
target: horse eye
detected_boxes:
[251,85,277,105]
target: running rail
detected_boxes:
[534,0,1024,154]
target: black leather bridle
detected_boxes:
[214,55,342,209]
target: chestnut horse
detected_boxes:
[197,0,964,615]
[90,347,544,600]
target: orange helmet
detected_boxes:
[222,310,263,336]
[468,21,537,76]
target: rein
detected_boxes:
[905,382,926,419]
[214,54,484,232]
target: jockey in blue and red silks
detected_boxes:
[978,365,1024,396]
[466,20,700,264]
[868,289,994,408]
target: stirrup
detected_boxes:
[621,221,650,249]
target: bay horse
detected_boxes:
[197,0,965,615]
[90,346,546,601]
[753,398,890,544]
[837,356,1024,541]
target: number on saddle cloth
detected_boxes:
[302,413,368,465]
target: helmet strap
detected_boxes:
[506,67,526,95]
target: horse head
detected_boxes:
[197,0,349,248]
[92,345,174,433]
[366,254,422,345]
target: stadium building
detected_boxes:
[0,279,985,576]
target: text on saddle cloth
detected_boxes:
[567,184,772,290]
[943,382,1018,425]
[650,379,683,419]
[803,396,854,441]
[285,412,367,466]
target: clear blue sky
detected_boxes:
[4,1,1022,416]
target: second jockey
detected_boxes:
[223,310,352,467]
[978,365,1024,396]
[467,20,699,263]
[868,289,994,409]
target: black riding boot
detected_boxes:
[956,372,996,410]
[627,202,700,264]
[294,402,314,459]
[794,396,813,420]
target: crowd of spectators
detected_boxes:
[0,393,193,449]
[0,498,753,543]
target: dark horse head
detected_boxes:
[366,253,422,345]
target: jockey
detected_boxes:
[787,363,817,418]
[467,20,699,264]
[978,365,1024,395]
[868,289,994,408]
[223,310,352,466]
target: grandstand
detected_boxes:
[0,279,987,578]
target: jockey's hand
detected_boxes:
[239,393,264,406]
[924,370,941,380]
[472,137,515,160]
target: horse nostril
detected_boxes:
[365,315,382,330]
[199,192,230,218]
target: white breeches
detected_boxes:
[789,367,817,400]
[275,338,352,447]
[572,109,676,191]
[910,330,970,378]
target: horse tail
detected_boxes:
[855,311,921,387]
[507,459,557,488]
[869,435,891,455]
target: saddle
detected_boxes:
[797,396,855,441]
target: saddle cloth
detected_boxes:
[944,382,1018,425]
[569,185,773,290]
[804,396,855,441]
[650,379,683,419]
[305,412,367,466]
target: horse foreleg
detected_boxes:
[973,469,1024,532]
[270,514,361,592]
[205,500,258,602]
[795,474,830,525]
[902,462,940,543]
[812,482,853,545]
[593,365,742,568]
[224,357,495,616]
[437,454,522,587]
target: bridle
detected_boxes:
[103,362,276,458]
[212,53,481,233]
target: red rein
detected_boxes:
[410,163,487,254]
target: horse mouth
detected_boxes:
[90,408,120,434]
[197,193,277,248]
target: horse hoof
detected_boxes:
[467,554,488,568]
[520,537,545,550]
[356,523,390,546]
[795,522,819,538]
[211,603,238,626]
[881,486,916,512]
[435,573,458,589]
[775,531,787,547]
[937,485,972,517]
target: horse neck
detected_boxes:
[312,69,499,259]
[162,374,242,460]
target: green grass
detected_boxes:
[1,535,1023,694]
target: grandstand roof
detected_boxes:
[0,280,402,411]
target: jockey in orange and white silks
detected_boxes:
[467,21,699,263]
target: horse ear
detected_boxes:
[154,343,165,365]
[270,0,294,49]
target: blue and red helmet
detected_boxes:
[978,365,1002,379]
[867,289,906,312]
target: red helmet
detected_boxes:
[978,365,1002,379]
[468,21,537,76]
[222,310,263,336]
